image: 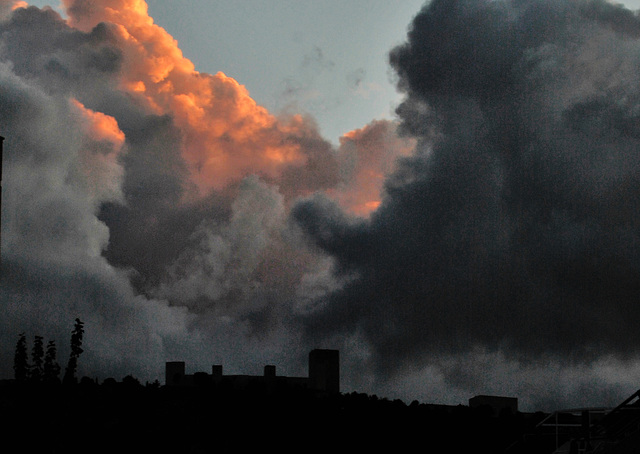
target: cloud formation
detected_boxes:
[0,0,408,383]
[4,0,640,410]
[294,0,640,405]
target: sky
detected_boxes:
[4,0,640,413]
[25,0,427,144]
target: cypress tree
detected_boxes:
[44,340,61,384]
[63,318,84,385]
[13,332,29,382]
[31,335,44,382]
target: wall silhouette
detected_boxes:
[165,348,340,394]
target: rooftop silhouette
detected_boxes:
[165,348,340,395]
[5,328,640,453]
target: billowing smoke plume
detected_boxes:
[0,0,408,382]
[294,0,640,408]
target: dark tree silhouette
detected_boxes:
[43,340,61,384]
[122,375,142,388]
[30,335,44,382]
[63,318,84,385]
[13,332,30,382]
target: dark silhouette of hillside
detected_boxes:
[5,323,639,453]
[0,327,559,452]
[7,328,624,453]
[0,377,546,453]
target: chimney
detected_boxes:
[264,365,276,377]
[211,365,223,383]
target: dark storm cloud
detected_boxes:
[7,0,640,409]
[293,0,640,377]
[97,113,223,292]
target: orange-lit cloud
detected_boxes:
[0,0,27,19]
[11,1,28,10]
[330,120,415,216]
[71,98,125,146]
[60,1,413,216]
[63,0,312,196]
[70,98,126,203]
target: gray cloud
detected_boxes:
[5,0,640,411]
[0,2,346,384]
[293,0,640,402]
[0,51,197,380]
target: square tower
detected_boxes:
[308,349,339,394]
[165,361,185,386]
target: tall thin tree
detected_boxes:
[13,332,29,382]
[44,340,61,384]
[63,318,84,385]
[31,335,44,382]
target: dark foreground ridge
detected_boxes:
[5,340,640,453]
[0,378,546,454]
[4,377,640,453]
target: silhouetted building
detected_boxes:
[469,394,518,415]
[165,349,340,394]
[309,348,339,394]
[0,135,4,263]
[165,361,186,386]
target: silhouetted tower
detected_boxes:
[0,135,4,266]
[308,349,339,394]
[165,361,185,386]
[211,364,223,383]
[264,365,276,377]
